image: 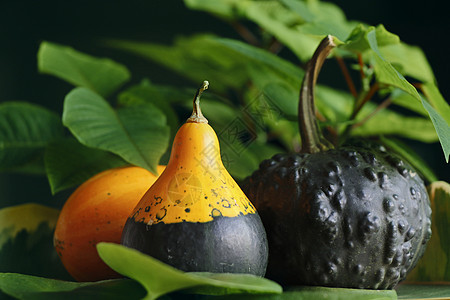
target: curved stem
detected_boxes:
[187,80,209,124]
[299,35,336,154]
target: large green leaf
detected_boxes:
[255,81,298,120]
[106,35,303,93]
[421,83,450,125]
[396,284,450,299]
[62,87,170,174]
[38,42,130,97]
[420,97,450,162]
[219,143,259,180]
[379,43,435,83]
[343,24,400,54]
[212,37,304,88]
[283,0,358,40]
[117,82,180,138]
[117,79,194,104]
[105,35,249,92]
[242,1,322,62]
[45,138,127,194]
[389,89,428,117]
[198,286,397,299]
[420,83,450,162]
[184,0,239,19]
[0,274,145,300]
[0,204,70,279]
[0,101,63,173]
[406,181,450,282]
[97,242,282,300]
[352,102,438,143]
[185,0,355,61]
[346,27,449,160]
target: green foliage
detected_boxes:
[420,84,450,162]
[0,102,63,174]
[62,87,170,175]
[0,274,145,300]
[38,42,130,97]
[396,284,450,299]
[97,242,282,300]
[1,0,449,298]
[199,286,397,299]
[45,138,127,194]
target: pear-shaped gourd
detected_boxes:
[121,81,268,276]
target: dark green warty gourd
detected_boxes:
[242,36,432,290]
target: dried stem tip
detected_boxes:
[187,80,209,124]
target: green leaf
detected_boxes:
[220,143,259,180]
[97,242,282,300]
[198,286,397,299]
[372,53,421,100]
[0,273,145,300]
[118,82,180,136]
[352,104,438,143]
[315,85,354,125]
[184,0,239,19]
[343,24,400,54]
[354,29,448,159]
[396,284,450,299]
[344,26,425,105]
[45,138,127,194]
[105,35,249,92]
[62,87,170,174]
[243,1,321,62]
[246,142,284,167]
[185,0,355,61]
[406,181,450,282]
[213,37,304,88]
[379,43,435,83]
[0,204,70,279]
[420,97,450,163]
[421,82,450,125]
[390,89,428,117]
[38,41,130,97]
[0,101,63,173]
[250,77,297,121]
[379,136,438,183]
[106,35,303,93]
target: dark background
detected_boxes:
[0,0,448,209]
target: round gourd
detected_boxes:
[121,81,268,276]
[54,165,164,281]
[241,36,432,289]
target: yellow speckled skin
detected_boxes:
[129,122,256,225]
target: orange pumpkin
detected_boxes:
[54,165,165,281]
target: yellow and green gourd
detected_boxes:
[121,81,268,275]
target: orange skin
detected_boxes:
[54,165,165,282]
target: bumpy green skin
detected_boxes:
[242,145,432,289]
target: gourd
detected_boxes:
[54,165,165,281]
[242,36,432,289]
[121,81,268,276]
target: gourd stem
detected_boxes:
[187,80,209,124]
[299,35,336,154]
